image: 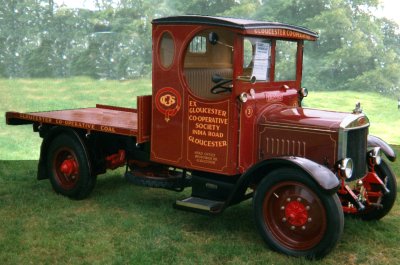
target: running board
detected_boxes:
[174,197,224,214]
[125,170,190,191]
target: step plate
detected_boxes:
[175,197,224,212]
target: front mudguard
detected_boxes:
[258,157,340,192]
[368,135,396,162]
[228,157,339,207]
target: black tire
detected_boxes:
[359,160,397,221]
[253,168,344,260]
[47,133,96,200]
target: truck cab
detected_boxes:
[151,16,316,175]
[5,15,397,260]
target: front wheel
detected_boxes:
[47,133,96,200]
[253,168,344,259]
[358,160,397,220]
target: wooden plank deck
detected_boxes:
[6,105,138,136]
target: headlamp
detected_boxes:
[300,87,308,98]
[337,158,353,179]
[239,92,248,103]
[368,147,381,166]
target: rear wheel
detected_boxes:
[253,168,343,259]
[47,133,95,200]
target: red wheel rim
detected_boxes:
[262,181,327,251]
[52,147,80,190]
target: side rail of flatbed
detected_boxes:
[5,95,152,143]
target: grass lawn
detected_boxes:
[303,91,400,145]
[0,151,399,264]
[0,78,399,264]
[1,78,399,160]
[0,77,151,160]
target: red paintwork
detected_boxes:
[150,24,240,174]
[261,107,350,129]
[361,171,385,203]
[53,147,80,190]
[95,104,137,113]
[338,182,361,214]
[263,181,326,250]
[339,162,387,214]
[60,158,78,176]
[6,106,139,136]
[257,106,348,169]
[285,201,308,226]
[137,96,152,143]
[149,19,321,175]
[105,150,126,170]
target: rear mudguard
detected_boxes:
[226,156,339,207]
[368,135,396,162]
[37,126,91,180]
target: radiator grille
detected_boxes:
[346,127,368,180]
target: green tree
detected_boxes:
[0,0,398,92]
[167,0,237,16]
[23,39,54,77]
[0,0,45,77]
[252,0,399,95]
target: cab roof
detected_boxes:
[152,15,318,40]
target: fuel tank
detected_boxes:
[257,104,369,179]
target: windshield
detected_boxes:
[275,40,297,81]
[242,37,297,82]
[243,37,271,81]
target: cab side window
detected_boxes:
[159,32,175,69]
[183,29,234,100]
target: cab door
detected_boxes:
[182,28,239,175]
[151,25,239,175]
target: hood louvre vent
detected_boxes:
[261,137,306,158]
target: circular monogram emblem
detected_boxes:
[155,87,181,122]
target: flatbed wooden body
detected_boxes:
[6,96,152,143]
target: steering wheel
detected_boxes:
[210,74,232,94]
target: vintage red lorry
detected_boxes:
[5,15,397,259]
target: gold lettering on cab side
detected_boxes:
[187,99,229,167]
[188,100,228,149]
[193,151,218,165]
[251,28,314,40]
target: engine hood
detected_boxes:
[258,105,369,131]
